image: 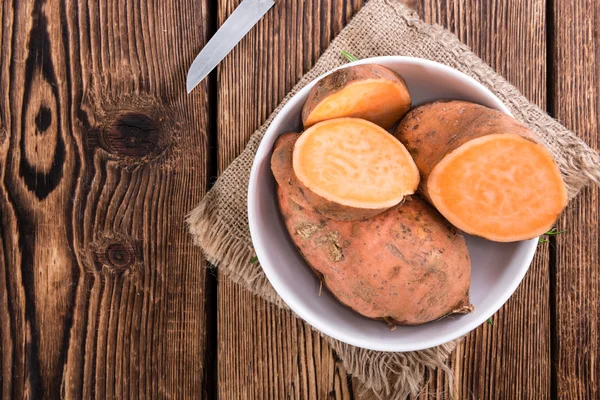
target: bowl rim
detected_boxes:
[248,55,538,352]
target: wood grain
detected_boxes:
[551,0,599,398]
[1,0,597,398]
[0,0,210,398]
[411,1,552,399]
[215,0,362,398]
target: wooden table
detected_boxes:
[0,0,598,398]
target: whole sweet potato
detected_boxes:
[277,185,473,325]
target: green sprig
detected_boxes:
[250,256,258,264]
[487,318,493,326]
[340,50,359,62]
[538,227,567,243]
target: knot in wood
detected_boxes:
[102,113,160,158]
[35,105,52,132]
[106,243,133,269]
[89,233,141,276]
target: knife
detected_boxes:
[186,0,276,93]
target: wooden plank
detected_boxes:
[551,0,599,397]
[215,0,362,398]
[0,0,211,397]
[410,1,552,399]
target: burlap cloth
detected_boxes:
[188,0,600,398]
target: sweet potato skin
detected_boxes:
[271,133,388,221]
[277,185,473,325]
[302,64,411,129]
[394,100,536,202]
[271,133,313,209]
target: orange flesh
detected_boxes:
[428,134,568,242]
[304,80,411,129]
[293,118,419,209]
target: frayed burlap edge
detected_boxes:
[187,0,600,398]
[187,193,286,308]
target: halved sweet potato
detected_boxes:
[394,100,568,242]
[291,118,420,220]
[272,132,396,220]
[277,185,473,325]
[302,64,411,129]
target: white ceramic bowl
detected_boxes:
[248,56,537,352]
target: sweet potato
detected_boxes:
[302,64,411,129]
[394,100,568,242]
[288,118,419,220]
[277,185,473,325]
[272,132,386,220]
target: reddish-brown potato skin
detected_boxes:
[302,64,411,129]
[393,100,536,202]
[277,185,473,325]
[271,133,313,209]
[271,133,388,221]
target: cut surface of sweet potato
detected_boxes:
[428,133,568,242]
[302,64,411,129]
[293,118,419,212]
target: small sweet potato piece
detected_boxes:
[277,185,473,325]
[394,100,568,242]
[302,64,411,129]
[291,118,420,220]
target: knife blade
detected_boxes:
[186,0,276,93]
